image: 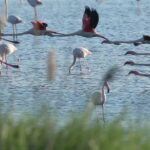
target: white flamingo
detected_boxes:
[0,42,19,69]
[128,70,150,78]
[4,0,23,41]
[91,81,110,122]
[125,51,150,56]
[69,47,92,73]
[27,0,42,20]
[56,6,109,40]
[124,61,150,66]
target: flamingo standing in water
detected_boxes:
[4,0,23,41]
[56,6,109,40]
[128,70,150,78]
[27,0,42,20]
[69,47,92,73]
[2,20,64,37]
[124,61,150,66]
[0,42,19,69]
[125,51,150,56]
[91,81,110,123]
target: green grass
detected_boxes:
[0,108,149,150]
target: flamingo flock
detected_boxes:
[0,1,149,122]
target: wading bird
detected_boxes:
[56,6,109,40]
[27,0,42,20]
[0,42,19,69]
[69,47,92,73]
[7,15,22,41]
[128,70,150,78]
[4,0,23,41]
[124,61,150,66]
[125,51,150,55]
[2,20,64,36]
[91,81,110,122]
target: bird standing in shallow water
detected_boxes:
[69,47,92,74]
[0,42,19,69]
[4,0,23,41]
[91,81,110,123]
[7,15,22,41]
[27,0,42,20]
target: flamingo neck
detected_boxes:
[101,85,106,103]
[4,0,8,19]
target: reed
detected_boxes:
[0,109,149,150]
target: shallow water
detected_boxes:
[0,0,150,122]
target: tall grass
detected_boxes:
[0,108,149,150]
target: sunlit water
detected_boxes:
[0,0,150,123]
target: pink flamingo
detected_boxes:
[125,51,150,55]
[128,70,150,78]
[2,20,64,37]
[56,6,109,40]
[124,61,150,66]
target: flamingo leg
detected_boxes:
[79,59,82,72]
[12,25,15,41]
[4,55,8,69]
[34,7,37,20]
[85,59,89,71]
[101,105,105,124]
[14,24,17,41]
[95,106,100,123]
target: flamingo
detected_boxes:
[125,51,150,55]
[4,0,23,41]
[27,0,42,20]
[55,6,109,40]
[69,47,92,73]
[2,20,64,37]
[102,35,150,46]
[128,70,150,78]
[0,42,19,69]
[7,15,23,41]
[124,61,150,66]
[91,81,110,123]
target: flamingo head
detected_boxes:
[128,70,140,76]
[37,0,42,5]
[124,61,135,66]
[125,51,137,55]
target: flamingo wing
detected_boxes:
[82,6,99,32]
[90,9,99,29]
[82,6,91,31]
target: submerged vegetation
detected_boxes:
[0,108,149,150]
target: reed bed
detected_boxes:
[0,108,149,150]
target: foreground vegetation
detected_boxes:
[0,108,149,150]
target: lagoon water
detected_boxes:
[0,0,150,122]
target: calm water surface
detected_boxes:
[0,0,150,122]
